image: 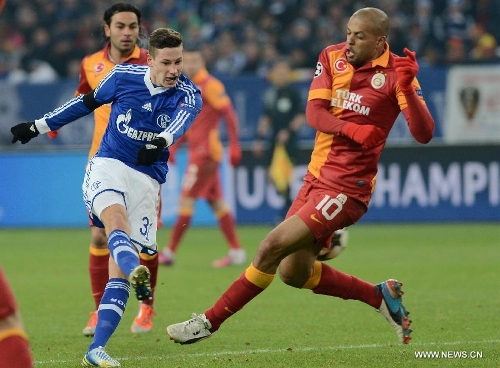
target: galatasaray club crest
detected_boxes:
[371,72,386,89]
[94,62,105,74]
[334,59,348,73]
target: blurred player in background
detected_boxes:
[0,267,34,368]
[50,2,160,336]
[167,7,435,346]
[158,48,246,268]
[0,2,32,367]
[252,59,305,222]
[11,27,201,367]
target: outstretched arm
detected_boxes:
[402,94,435,144]
[11,90,102,144]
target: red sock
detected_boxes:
[217,211,241,249]
[140,253,158,306]
[0,269,17,318]
[205,265,274,331]
[0,332,34,368]
[313,263,382,308]
[88,245,109,310]
[167,215,191,252]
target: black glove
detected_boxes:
[136,137,167,166]
[11,122,39,144]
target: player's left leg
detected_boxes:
[298,259,412,343]
[82,159,155,365]
[209,198,246,268]
[129,177,161,333]
[166,214,314,344]
[158,196,196,266]
[83,230,152,365]
[83,202,150,366]
[292,194,412,344]
[83,263,129,367]
[0,268,34,368]
[203,168,246,268]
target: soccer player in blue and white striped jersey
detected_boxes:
[11,28,202,367]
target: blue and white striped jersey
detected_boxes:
[35,64,202,184]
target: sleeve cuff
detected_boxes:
[34,119,51,134]
[158,131,174,147]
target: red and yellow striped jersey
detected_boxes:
[307,42,426,202]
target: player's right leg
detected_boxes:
[82,346,120,367]
[166,215,314,344]
[376,279,412,344]
[209,199,247,268]
[288,185,412,344]
[158,196,195,266]
[0,268,34,368]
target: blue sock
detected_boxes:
[108,229,139,277]
[89,278,130,351]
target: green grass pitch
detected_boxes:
[1,223,499,367]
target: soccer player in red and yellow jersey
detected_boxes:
[166,7,435,345]
[52,3,158,336]
[0,267,34,368]
[0,4,33,366]
[158,48,246,268]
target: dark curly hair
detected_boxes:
[102,3,145,42]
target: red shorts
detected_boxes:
[0,268,18,319]
[181,158,222,201]
[287,175,367,248]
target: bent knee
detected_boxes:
[278,269,306,289]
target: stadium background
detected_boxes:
[0,0,499,227]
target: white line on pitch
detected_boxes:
[35,339,500,365]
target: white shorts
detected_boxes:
[82,157,160,251]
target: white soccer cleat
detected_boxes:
[166,313,213,344]
[82,346,120,367]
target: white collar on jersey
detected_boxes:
[144,68,170,95]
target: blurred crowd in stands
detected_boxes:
[0,0,499,83]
